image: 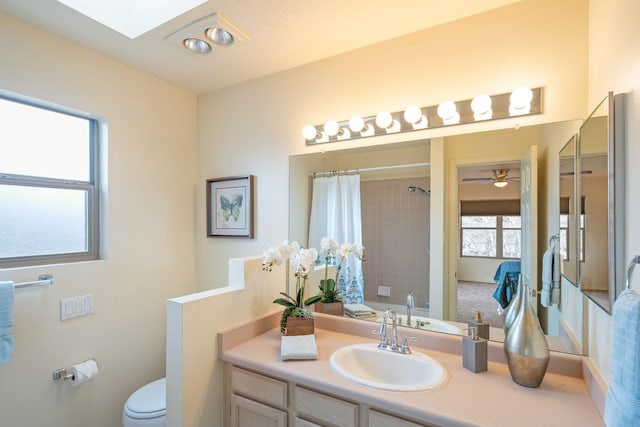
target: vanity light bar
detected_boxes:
[303,87,543,145]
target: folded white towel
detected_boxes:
[343,303,376,318]
[281,334,318,361]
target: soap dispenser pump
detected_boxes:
[463,326,488,373]
[468,310,490,340]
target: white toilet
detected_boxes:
[123,377,166,427]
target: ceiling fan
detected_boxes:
[462,169,520,188]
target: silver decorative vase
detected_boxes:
[504,284,550,388]
[503,274,523,334]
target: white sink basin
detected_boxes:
[329,343,448,391]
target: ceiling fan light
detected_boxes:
[494,181,508,188]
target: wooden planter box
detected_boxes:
[285,317,314,336]
[315,302,344,316]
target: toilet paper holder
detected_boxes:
[52,367,75,381]
[52,359,98,382]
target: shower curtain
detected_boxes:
[308,174,364,304]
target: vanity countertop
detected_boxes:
[220,314,604,427]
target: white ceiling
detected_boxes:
[0,0,521,94]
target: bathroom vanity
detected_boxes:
[219,313,604,427]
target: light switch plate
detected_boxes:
[60,295,94,321]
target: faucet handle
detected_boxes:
[399,335,418,354]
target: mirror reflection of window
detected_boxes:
[459,199,521,260]
[559,214,569,261]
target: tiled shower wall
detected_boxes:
[361,177,430,308]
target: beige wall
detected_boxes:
[0,13,197,427]
[587,0,640,384]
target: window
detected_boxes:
[0,95,99,267]
[559,196,585,262]
[460,199,521,259]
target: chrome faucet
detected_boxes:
[378,309,412,354]
[406,292,415,327]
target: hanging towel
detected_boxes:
[551,244,561,305]
[492,261,520,308]
[604,289,640,426]
[541,247,554,307]
[541,240,561,308]
[0,281,15,364]
[281,334,318,361]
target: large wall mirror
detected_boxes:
[577,92,625,313]
[559,134,579,286]
[290,120,584,355]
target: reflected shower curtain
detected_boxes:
[308,174,364,303]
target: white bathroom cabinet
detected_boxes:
[225,365,437,427]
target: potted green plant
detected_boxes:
[262,241,322,335]
[315,237,364,316]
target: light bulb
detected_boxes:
[510,87,533,110]
[302,125,318,140]
[324,120,340,137]
[205,27,234,46]
[471,94,492,114]
[403,106,422,124]
[437,101,457,120]
[375,111,393,129]
[494,181,508,188]
[183,38,211,54]
[348,116,365,133]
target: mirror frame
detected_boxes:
[578,92,625,313]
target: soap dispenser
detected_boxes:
[463,326,488,373]
[468,310,490,340]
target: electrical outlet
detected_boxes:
[377,286,391,297]
[60,295,94,321]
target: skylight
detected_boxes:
[56,0,207,39]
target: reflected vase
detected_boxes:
[504,284,550,388]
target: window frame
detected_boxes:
[460,214,521,260]
[0,94,100,268]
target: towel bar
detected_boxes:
[626,256,640,290]
[14,274,54,289]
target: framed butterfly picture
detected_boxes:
[206,175,255,238]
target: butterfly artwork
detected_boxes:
[207,176,254,238]
[219,192,243,222]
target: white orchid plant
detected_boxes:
[318,237,365,304]
[262,241,323,332]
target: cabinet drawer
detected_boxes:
[230,394,287,427]
[295,386,358,426]
[369,409,439,427]
[231,367,288,409]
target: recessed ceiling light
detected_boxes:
[164,13,250,54]
[205,27,234,46]
[183,38,211,54]
[56,0,207,39]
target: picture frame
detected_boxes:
[206,175,255,238]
